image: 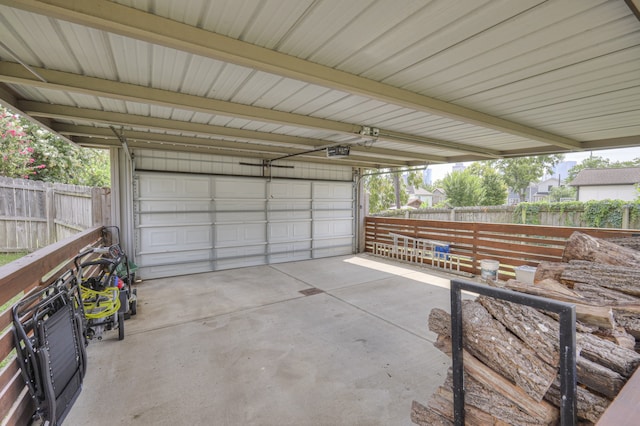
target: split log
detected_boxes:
[562,231,640,266]
[477,297,629,397]
[577,333,640,378]
[433,336,559,423]
[534,261,567,283]
[593,327,636,351]
[425,369,550,425]
[606,236,640,252]
[503,279,585,305]
[561,260,640,297]
[613,309,640,339]
[478,296,559,366]
[425,382,514,426]
[544,379,611,424]
[577,357,625,399]
[535,278,584,299]
[572,282,638,304]
[453,371,548,425]
[502,280,615,329]
[429,304,557,401]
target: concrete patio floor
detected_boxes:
[65,254,468,426]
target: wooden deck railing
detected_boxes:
[3,218,640,424]
[366,216,640,424]
[0,226,104,426]
[365,216,639,279]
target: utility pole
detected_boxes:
[393,171,401,209]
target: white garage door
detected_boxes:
[134,172,354,279]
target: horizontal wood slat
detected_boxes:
[0,225,104,425]
[365,217,640,277]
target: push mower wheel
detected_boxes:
[118,312,125,341]
[131,288,137,316]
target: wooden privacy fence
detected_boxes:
[365,216,640,279]
[379,204,640,229]
[0,227,104,425]
[0,176,110,252]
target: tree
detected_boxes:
[441,170,484,207]
[364,167,424,213]
[365,170,409,213]
[549,185,577,202]
[466,162,507,205]
[494,155,563,202]
[0,110,45,179]
[565,156,610,183]
[0,107,110,186]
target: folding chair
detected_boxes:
[12,270,88,425]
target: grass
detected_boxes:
[0,252,27,267]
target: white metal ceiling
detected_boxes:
[0,0,638,168]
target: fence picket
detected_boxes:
[0,176,110,252]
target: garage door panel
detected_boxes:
[269,180,311,198]
[138,175,211,198]
[313,182,352,199]
[215,223,266,246]
[137,249,211,266]
[268,201,311,220]
[216,211,265,223]
[215,178,265,198]
[137,200,212,225]
[215,200,266,211]
[314,210,352,220]
[313,219,352,238]
[140,226,212,252]
[269,241,311,262]
[268,221,311,242]
[216,246,266,269]
[139,261,213,280]
[138,200,211,212]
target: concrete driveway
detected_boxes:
[65,254,461,426]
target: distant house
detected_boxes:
[405,198,423,209]
[413,188,433,206]
[404,187,432,208]
[569,167,640,201]
[507,184,539,204]
[432,188,446,205]
[536,177,562,197]
[508,177,565,204]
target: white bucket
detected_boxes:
[480,259,500,281]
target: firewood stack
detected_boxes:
[411,232,640,425]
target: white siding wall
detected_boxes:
[577,185,637,202]
[133,149,353,181]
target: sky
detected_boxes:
[428,146,640,182]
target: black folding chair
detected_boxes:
[12,270,88,425]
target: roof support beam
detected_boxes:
[0,62,496,157]
[0,0,582,150]
[20,101,447,163]
[58,125,416,168]
[71,136,410,169]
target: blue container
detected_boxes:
[435,245,450,260]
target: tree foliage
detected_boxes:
[441,170,484,207]
[566,155,640,183]
[494,155,563,202]
[0,107,110,186]
[549,185,576,202]
[466,162,507,205]
[364,168,425,213]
